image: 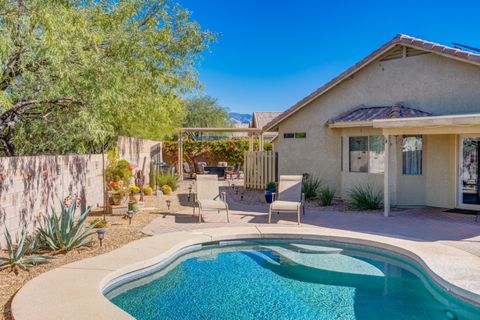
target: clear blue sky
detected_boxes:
[180,0,480,114]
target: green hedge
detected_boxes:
[163,139,272,166]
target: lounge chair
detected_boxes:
[268,175,305,225]
[193,174,230,223]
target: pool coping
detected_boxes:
[11,225,480,320]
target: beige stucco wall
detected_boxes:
[424,135,457,208]
[276,48,480,207]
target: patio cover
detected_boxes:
[373,113,480,135]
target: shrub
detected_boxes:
[0,228,52,275]
[89,218,107,228]
[129,185,141,194]
[161,185,172,195]
[348,184,383,210]
[143,186,153,196]
[318,186,336,206]
[302,176,322,200]
[162,139,272,166]
[106,148,133,186]
[154,172,179,191]
[37,198,98,253]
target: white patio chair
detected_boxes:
[268,175,305,225]
[193,174,230,223]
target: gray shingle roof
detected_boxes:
[251,112,283,129]
[327,104,432,125]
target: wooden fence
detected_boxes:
[244,151,277,189]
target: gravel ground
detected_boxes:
[0,189,186,320]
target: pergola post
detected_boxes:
[384,134,390,217]
[248,133,254,151]
[178,129,183,180]
[259,133,264,151]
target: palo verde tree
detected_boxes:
[183,95,231,139]
[0,0,215,156]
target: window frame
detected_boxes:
[348,135,385,174]
[402,135,423,176]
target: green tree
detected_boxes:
[183,96,231,137]
[0,0,215,156]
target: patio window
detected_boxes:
[349,136,384,173]
[402,136,423,175]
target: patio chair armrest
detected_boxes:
[220,191,227,202]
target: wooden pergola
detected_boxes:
[177,127,264,178]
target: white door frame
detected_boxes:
[457,135,480,210]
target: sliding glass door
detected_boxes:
[459,136,480,208]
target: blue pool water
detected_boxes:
[107,240,480,320]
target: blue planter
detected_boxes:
[265,188,275,203]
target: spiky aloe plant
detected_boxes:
[0,228,52,275]
[37,198,97,254]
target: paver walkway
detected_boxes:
[142,194,480,257]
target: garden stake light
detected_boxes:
[127,210,134,225]
[97,229,105,247]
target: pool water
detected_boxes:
[107,240,480,320]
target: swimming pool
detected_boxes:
[106,240,480,320]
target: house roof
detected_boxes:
[251,111,283,129]
[263,34,480,132]
[327,104,432,127]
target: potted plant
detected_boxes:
[129,185,141,202]
[111,186,125,205]
[109,181,125,205]
[265,182,276,204]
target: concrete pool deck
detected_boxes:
[12,225,480,320]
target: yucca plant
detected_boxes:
[319,186,336,206]
[0,228,52,275]
[302,176,322,200]
[37,198,98,254]
[348,184,383,210]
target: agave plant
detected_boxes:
[0,228,52,275]
[319,186,336,206]
[302,176,322,200]
[37,198,97,254]
[348,184,383,210]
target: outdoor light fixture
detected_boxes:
[240,191,245,201]
[97,228,105,247]
[166,199,172,210]
[127,210,134,225]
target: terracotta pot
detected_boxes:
[112,193,123,205]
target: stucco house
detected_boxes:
[264,34,480,216]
